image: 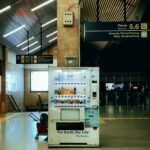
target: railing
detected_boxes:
[7,94,20,112]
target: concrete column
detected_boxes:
[0,46,7,115]
[57,0,80,66]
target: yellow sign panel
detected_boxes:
[141,23,148,30]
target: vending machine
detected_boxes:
[48,67,100,147]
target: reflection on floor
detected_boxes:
[0,106,150,150]
[101,105,150,149]
[101,105,150,118]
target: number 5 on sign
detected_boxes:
[129,24,134,30]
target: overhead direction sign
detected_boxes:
[16,55,53,64]
[84,22,150,41]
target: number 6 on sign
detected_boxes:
[135,24,139,29]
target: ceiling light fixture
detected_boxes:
[3,25,25,38]
[42,18,57,27]
[31,0,54,12]
[21,41,38,51]
[0,5,11,14]
[46,31,57,38]
[28,45,41,53]
[16,37,35,47]
[49,37,57,43]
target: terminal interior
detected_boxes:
[0,0,150,150]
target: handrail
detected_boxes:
[10,95,20,112]
[7,95,20,112]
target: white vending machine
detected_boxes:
[48,67,100,147]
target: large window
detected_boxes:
[31,71,48,91]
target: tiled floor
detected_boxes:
[0,106,150,150]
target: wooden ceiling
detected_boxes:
[0,0,149,55]
[80,0,142,22]
[0,0,57,54]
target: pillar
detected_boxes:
[0,45,7,115]
[57,0,80,66]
